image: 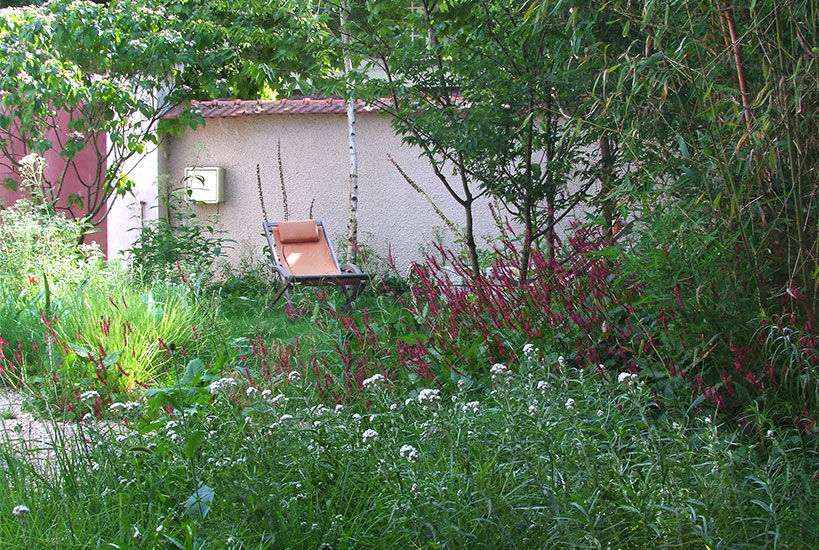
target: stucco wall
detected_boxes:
[106,141,164,260]
[163,112,505,273]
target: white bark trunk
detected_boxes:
[341,0,359,262]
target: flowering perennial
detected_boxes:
[12,505,30,518]
[490,363,510,376]
[80,390,100,403]
[362,373,385,389]
[109,401,141,414]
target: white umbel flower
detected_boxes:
[417,389,441,403]
[208,378,237,394]
[12,505,30,518]
[79,390,100,403]
[362,429,379,443]
[399,444,419,462]
[565,398,576,410]
[362,373,385,389]
[490,363,509,376]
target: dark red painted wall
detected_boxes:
[0,110,108,254]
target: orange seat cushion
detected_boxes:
[275,224,340,276]
[277,220,320,243]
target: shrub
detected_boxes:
[258,220,816,429]
[0,199,104,300]
[127,191,230,285]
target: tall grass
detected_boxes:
[0,348,816,548]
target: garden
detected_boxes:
[1,0,817,548]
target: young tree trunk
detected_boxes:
[341,0,359,262]
[519,203,533,286]
[463,198,480,280]
[598,133,616,241]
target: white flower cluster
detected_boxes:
[557,356,566,368]
[262,391,287,405]
[246,387,258,398]
[617,372,638,385]
[565,398,576,410]
[109,401,141,415]
[208,378,237,394]
[12,505,30,518]
[417,389,440,404]
[362,429,379,443]
[522,343,538,359]
[399,444,419,462]
[79,390,100,403]
[362,373,385,389]
[287,371,301,382]
[461,401,480,414]
[309,404,331,417]
[19,153,39,166]
[490,363,510,376]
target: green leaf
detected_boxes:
[182,358,206,385]
[103,350,120,369]
[184,430,205,460]
[184,484,214,519]
[677,136,689,158]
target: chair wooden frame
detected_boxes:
[263,220,370,307]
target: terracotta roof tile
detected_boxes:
[163,98,383,119]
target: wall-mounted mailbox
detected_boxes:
[184,167,224,204]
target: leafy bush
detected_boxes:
[128,191,230,285]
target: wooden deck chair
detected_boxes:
[263,220,370,307]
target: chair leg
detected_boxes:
[270,275,294,306]
[341,286,353,312]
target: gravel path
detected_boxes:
[0,389,85,473]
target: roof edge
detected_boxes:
[163,98,386,119]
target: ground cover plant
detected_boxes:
[2,345,816,548]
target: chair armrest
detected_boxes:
[339,263,364,274]
[270,263,290,280]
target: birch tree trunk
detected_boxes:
[341,0,359,262]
